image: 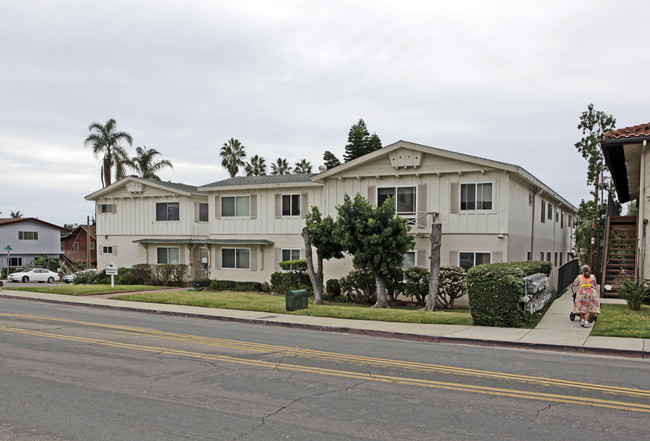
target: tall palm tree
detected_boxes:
[220,138,247,178]
[270,158,292,175]
[126,146,173,180]
[294,159,313,174]
[244,155,267,176]
[10,210,23,218]
[84,118,133,187]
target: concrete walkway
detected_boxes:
[1,287,648,358]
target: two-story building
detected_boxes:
[86,141,577,285]
[0,217,67,274]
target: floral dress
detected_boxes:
[573,274,601,314]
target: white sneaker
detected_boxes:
[582,322,592,328]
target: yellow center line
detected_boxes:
[2,324,650,414]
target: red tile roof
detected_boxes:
[603,122,650,140]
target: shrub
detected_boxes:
[260,282,271,293]
[31,255,60,272]
[325,278,341,300]
[385,267,404,302]
[192,278,212,288]
[152,264,187,286]
[270,272,311,295]
[93,270,110,284]
[116,267,134,284]
[617,277,650,311]
[467,261,546,327]
[131,264,155,285]
[208,280,263,292]
[74,270,97,285]
[438,266,467,309]
[403,267,430,306]
[339,269,376,304]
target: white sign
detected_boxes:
[105,263,118,276]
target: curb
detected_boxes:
[1,293,646,359]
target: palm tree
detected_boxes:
[244,155,267,176]
[294,159,313,174]
[270,158,292,175]
[126,146,173,180]
[84,118,133,187]
[220,138,247,178]
[10,211,23,218]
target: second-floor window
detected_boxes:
[99,204,115,214]
[282,194,301,216]
[156,202,180,221]
[198,203,209,222]
[19,231,38,240]
[378,186,416,215]
[460,183,492,210]
[222,196,250,217]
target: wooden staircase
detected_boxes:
[601,216,638,296]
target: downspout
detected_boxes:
[640,140,647,282]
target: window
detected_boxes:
[539,252,544,261]
[282,194,301,216]
[101,246,114,254]
[555,208,559,222]
[222,248,250,269]
[99,204,115,214]
[528,193,533,206]
[378,187,417,215]
[403,251,416,269]
[18,231,38,240]
[73,242,79,251]
[560,253,564,266]
[459,252,490,270]
[222,196,250,217]
[198,203,209,222]
[8,257,22,266]
[547,203,553,220]
[546,252,551,262]
[157,247,180,264]
[281,249,301,262]
[527,252,531,261]
[541,200,546,223]
[90,242,95,250]
[554,252,558,266]
[560,212,564,228]
[156,202,180,221]
[460,183,492,211]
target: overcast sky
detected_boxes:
[1,0,648,227]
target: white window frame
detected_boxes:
[73,242,79,251]
[99,204,115,214]
[157,247,180,265]
[101,245,115,255]
[460,182,493,211]
[377,186,417,217]
[90,242,95,250]
[198,203,209,222]
[281,248,301,263]
[281,194,301,217]
[18,231,38,240]
[222,196,250,218]
[458,251,491,270]
[222,248,251,269]
[156,202,180,221]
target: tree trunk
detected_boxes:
[424,224,442,311]
[589,174,599,270]
[302,227,323,304]
[373,273,388,308]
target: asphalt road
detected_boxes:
[0,298,649,441]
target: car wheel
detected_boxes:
[48,277,54,283]
[22,276,29,283]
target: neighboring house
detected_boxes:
[61,225,97,270]
[86,141,577,286]
[601,122,650,292]
[0,217,67,274]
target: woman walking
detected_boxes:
[573,265,601,327]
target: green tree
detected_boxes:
[10,211,23,218]
[84,118,133,187]
[294,159,313,174]
[323,151,341,169]
[220,138,247,178]
[574,104,616,270]
[302,207,344,304]
[244,155,267,176]
[270,158,292,175]
[126,145,173,180]
[334,194,414,308]
[343,118,382,162]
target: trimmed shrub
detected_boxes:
[325,278,341,300]
[192,278,212,288]
[208,280,263,292]
[339,269,376,304]
[270,272,311,295]
[403,267,430,306]
[151,264,187,286]
[131,264,155,285]
[385,267,404,302]
[73,270,97,285]
[467,261,550,327]
[438,266,467,309]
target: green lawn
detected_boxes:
[591,304,650,339]
[8,284,164,296]
[113,290,474,325]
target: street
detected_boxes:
[0,298,648,441]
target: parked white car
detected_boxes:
[62,269,97,284]
[8,268,60,283]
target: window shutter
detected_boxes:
[215,196,221,219]
[416,249,426,267]
[250,248,257,271]
[112,246,117,255]
[492,252,502,263]
[99,247,103,255]
[250,195,257,219]
[194,202,200,223]
[417,184,427,228]
[450,182,459,213]
[112,204,116,214]
[215,247,222,269]
[300,193,308,218]
[275,248,282,271]
[449,251,458,266]
[368,186,376,206]
[275,194,282,218]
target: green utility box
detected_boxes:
[286,289,309,311]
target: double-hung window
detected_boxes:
[198,203,209,222]
[222,196,250,217]
[157,247,180,264]
[222,248,250,269]
[460,183,492,210]
[459,252,491,270]
[156,202,180,221]
[377,186,416,215]
[281,249,301,262]
[282,194,301,217]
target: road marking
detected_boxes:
[1,317,650,414]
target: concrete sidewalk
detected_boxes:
[1,287,648,358]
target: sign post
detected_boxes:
[4,245,12,278]
[105,263,118,288]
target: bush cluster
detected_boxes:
[270,272,312,295]
[339,268,376,304]
[467,261,551,327]
[438,266,467,309]
[208,280,263,292]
